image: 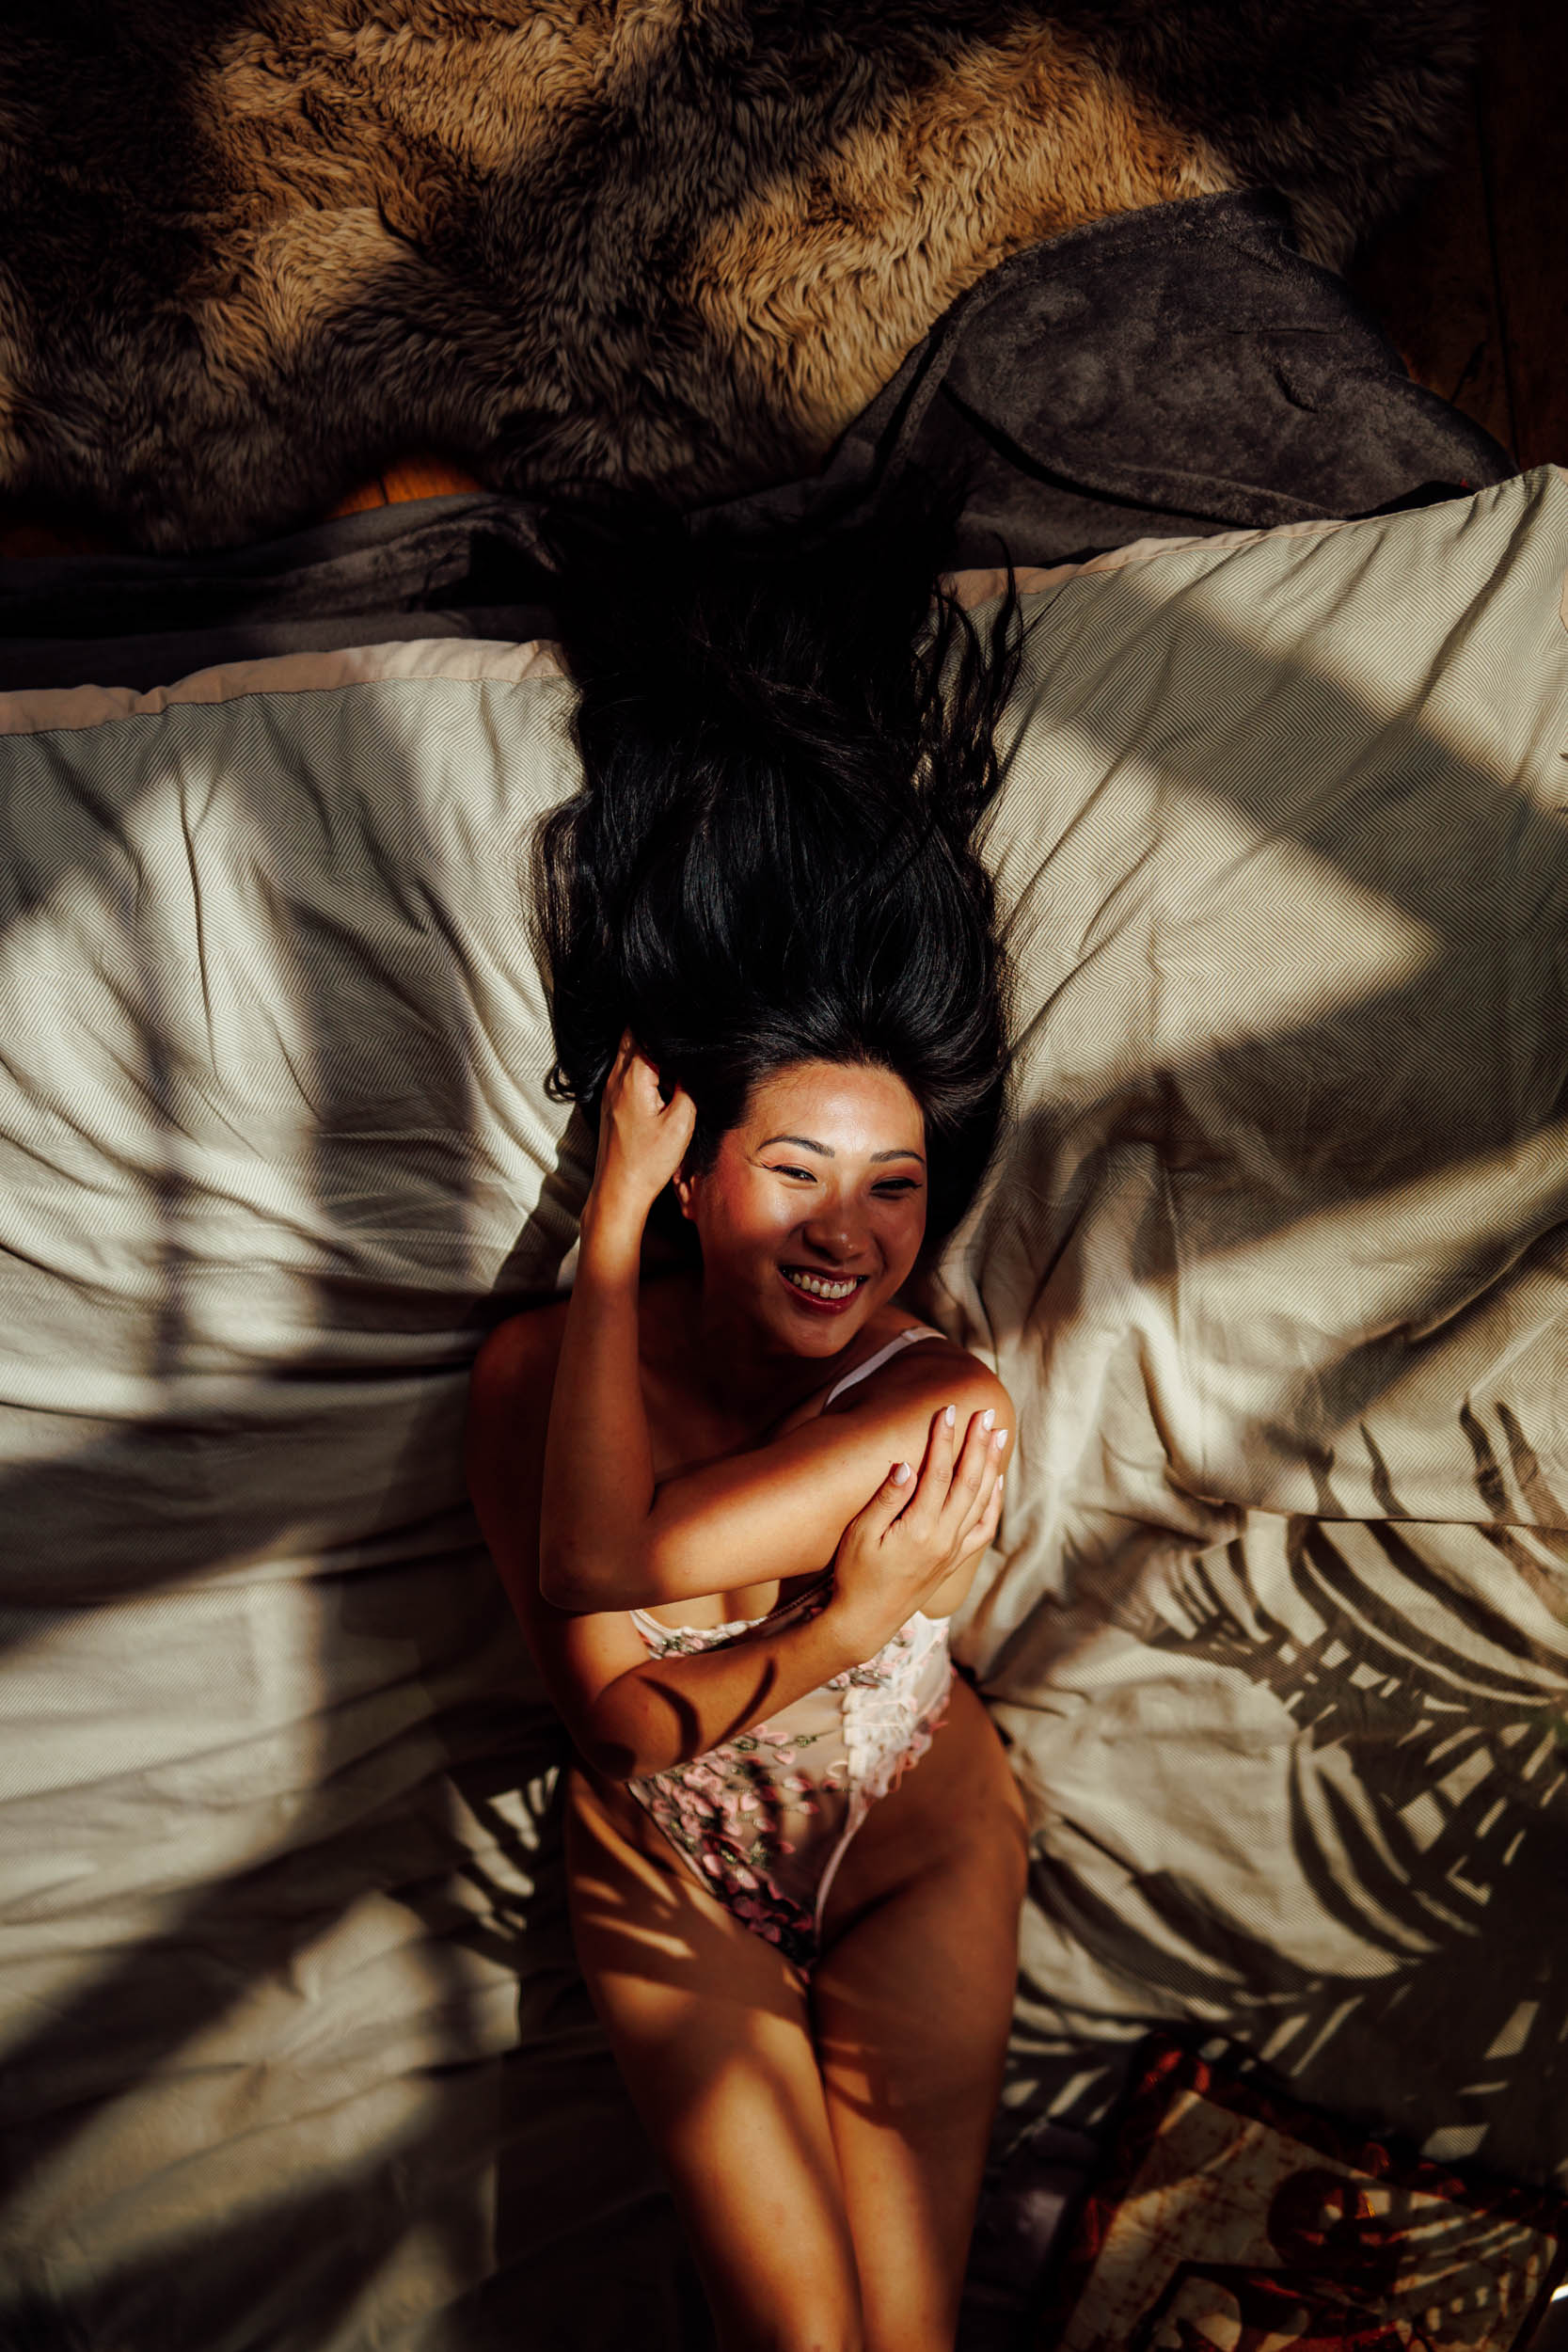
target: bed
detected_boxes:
[4,465,1567,2349]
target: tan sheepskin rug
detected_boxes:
[0,0,1479,550]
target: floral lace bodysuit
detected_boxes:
[624,1327,954,1974]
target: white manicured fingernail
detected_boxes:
[943,1405,956,1427]
[994,1428,1008,1449]
[981,1408,995,1430]
[891,1461,912,1486]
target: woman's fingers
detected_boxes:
[958,1465,1006,1561]
[663,1079,697,1154]
[970,1424,1007,1533]
[905,1404,959,1527]
[606,1036,664,1108]
[876,1404,1009,1588]
[897,1406,996,1545]
[597,1037,696,1194]
[938,1409,1000,1531]
[928,1410,1006,1577]
[855,1456,915,1538]
[909,1406,1003,1518]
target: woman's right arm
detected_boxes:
[466,1308,1001,1780]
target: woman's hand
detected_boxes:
[585,1033,697,1243]
[826,1404,1006,1657]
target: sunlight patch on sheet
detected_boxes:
[995,744,1439,1100]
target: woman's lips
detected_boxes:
[778,1265,867,1314]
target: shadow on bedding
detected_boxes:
[0,671,691,2345]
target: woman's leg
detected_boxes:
[810,1677,1030,2352]
[564,1767,865,2352]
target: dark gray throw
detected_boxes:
[0,195,1512,691]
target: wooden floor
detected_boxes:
[1349,0,1567,471]
[1,6,1560,563]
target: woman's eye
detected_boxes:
[771,1164,816,1183]
[874,1178,920,1198]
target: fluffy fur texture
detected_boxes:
[0,0,1480,550]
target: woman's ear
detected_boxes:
[673,1164,697,1222]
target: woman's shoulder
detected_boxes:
[776,1314,1007,1436]
[840,1322,1005,1404]
[469,1294,572,1404]
[469,1263,693,1404]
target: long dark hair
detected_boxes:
[533,489,1022,1240]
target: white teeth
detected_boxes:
[784,1268,860,1300]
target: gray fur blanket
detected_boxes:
[0,0,1480,552]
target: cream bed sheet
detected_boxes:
[3,474,1566,2348]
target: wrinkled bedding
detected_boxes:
[4,470,1568,2349]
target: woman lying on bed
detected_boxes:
[466,503,1029,2352]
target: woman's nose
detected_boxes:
[801,1203,866,1261]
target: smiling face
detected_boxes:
[673,1059,928,1359]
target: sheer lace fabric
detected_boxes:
[626,1591,953,1970]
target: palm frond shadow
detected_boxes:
[997,1429,1568,2181]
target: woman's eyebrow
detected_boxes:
[757,1134,926,1166]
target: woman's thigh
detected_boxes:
[564,1765,864,2352]
[810,1677,1029,2352]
